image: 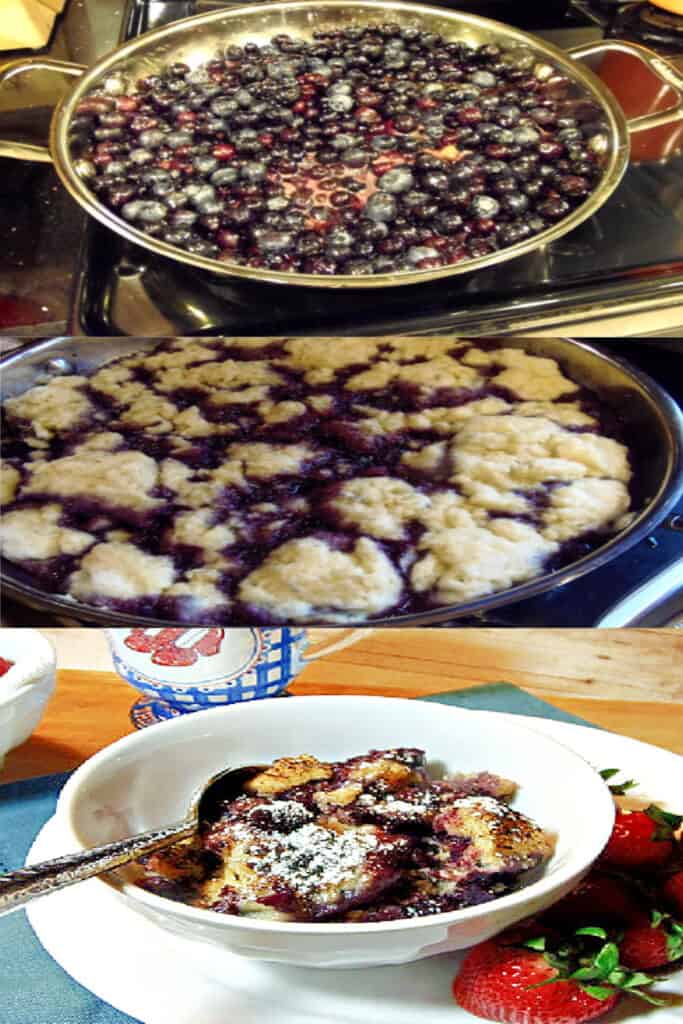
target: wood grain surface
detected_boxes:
[1,627,681,784]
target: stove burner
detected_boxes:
[610,2,683,47]
[640,2,683,32]
[587,0,627,9]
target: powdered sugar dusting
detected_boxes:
[137,750,554,922]
[245,799,312,831]
[242,823,380,895]
[453,796,509,816]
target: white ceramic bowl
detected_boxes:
[0,629,56,766]
[56,696,615,970]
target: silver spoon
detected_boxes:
[0,763,263,917]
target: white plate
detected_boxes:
[26,715,683,1024]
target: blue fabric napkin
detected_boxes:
[0,683,597,1024]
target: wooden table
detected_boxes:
[2,627,682,784]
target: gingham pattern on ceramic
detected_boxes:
[111,628,308,711]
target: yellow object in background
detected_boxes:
[649,0,683,13]
[0,0,66,52]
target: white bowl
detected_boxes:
[0,629,56,766]
[56,696,615,969]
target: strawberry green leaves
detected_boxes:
[599,769,637,797]
[645,805,683,842]
[521,928,664,1006]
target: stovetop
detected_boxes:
[3,0,683,337]
[70,0,683,336]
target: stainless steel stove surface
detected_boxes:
[3,0,683,337]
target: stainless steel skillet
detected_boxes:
[1,1,683,289]
[1,336,682,626]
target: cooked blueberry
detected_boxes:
[137,201,168,223]
[76,24,601,274]
[557,175,591,198]
[326,92,354,113]
[469,70,497,88]
[253,228,294,253]
[165,130,193,149]
[210,166,239,186]
[240,161,268,183]
[194,155,219,175]
[377,167,414,194]
[513,126,540,146]
[500,192,529,215]
[422,170,450,193]
[365,192,398,222]
[129,148,154,165]
[536,197,571,220]
[470,195,500,218]
[407,245,439,264]
[436,210,463,233]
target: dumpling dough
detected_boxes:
[327,477,430,540]
[542,479,632,542]
[345,356,481,394]
[403,415,631,515]
[4,376,93,440]
[353,398,511,439]
[23,451,162,512]
[68,542,176,601]
[212,443,316,489]
[238,536,402,622]
[0,461,20,504]
[284,338,382,384]
[411,519,558,603]
[156,358,282,395]
[166,566,232,616]
[0,505,94,561]
[452,415,630,512]
[167,509,237,558]
[462,348,578,401]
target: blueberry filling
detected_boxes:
[0,339,636,623]
[70,26,606,277]
[134,748,554,923]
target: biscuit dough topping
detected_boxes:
[0,338,633,623]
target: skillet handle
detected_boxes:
[567,40,683,134]
[0,57,85,162]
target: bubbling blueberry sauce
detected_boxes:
[70,25,607,278]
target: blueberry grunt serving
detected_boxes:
[69,24,607,276]
[134,749,555,923]
[0,338,635,624]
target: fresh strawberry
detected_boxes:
[452,928,658,1024]
[620,913,683,970]
[600,807,682,871]
[660,871,683,916]
[543,872,644,928]
[453,939,619,1024]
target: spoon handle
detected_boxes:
[0,819,195,917]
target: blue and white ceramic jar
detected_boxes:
[106,627,366,713]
